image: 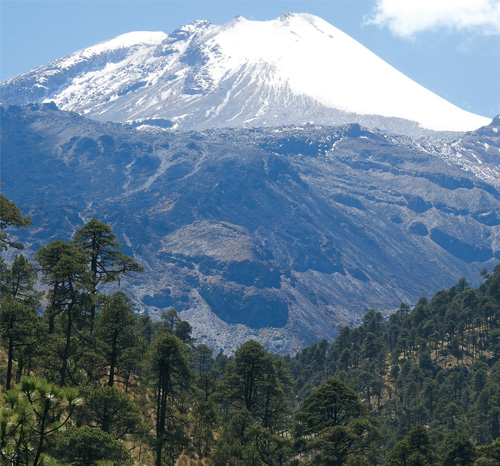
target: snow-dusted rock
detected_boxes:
[0,13,490,134]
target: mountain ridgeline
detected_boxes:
[1,103,500,352]
[0,13,490,135]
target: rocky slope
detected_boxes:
[1,103,499,353]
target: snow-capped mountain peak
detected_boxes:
[0,13,490,134]
[89,31,168,53]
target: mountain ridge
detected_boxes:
[0,13,490,135]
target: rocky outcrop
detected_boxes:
[1,104,499,353]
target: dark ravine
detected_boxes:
[1,103,500,353]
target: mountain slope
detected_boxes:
[0,14,490,134]
[1,104,499,353]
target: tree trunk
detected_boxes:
[102,405,110,434]
[60,309,73,387]
[156,368,170,466]
[16,355,24,383]
[108,333,118,387]
[32,399,50,466]
[6,336,13,390]
[89,238,98,334]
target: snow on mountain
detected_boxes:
[0,13,491,133]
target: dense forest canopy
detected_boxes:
[1,195,500,465]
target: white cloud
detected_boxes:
[367,0,500,38]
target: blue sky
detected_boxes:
[1,0,499,118]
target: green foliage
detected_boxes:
[191,398,218,458]
[36,240,90,287]
[223,340,293,427]
[72,218,143,332]
[79,385,142,438]
[95,291,137,387]
[35,239,91,334]
[0,193,31,250]
[0,376,79,466]
[36,240,91,386]
[0,295,38,389]
[293,377,380,465]
[245,423,294,466]
[50,426,132,466]
[215,341,295,465]
[0,254,41,307]
[441,432,477,466]
[294,378,368,434]
[72,218,143,287]
[476,437,500,465]
[290,264,500,459]
[212,409,261,466]
[385,425,434,466]
[148,332,192,466]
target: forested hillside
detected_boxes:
[2,195,500,465]
[289,270,500,462]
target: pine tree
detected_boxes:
[72,218,143,332]
[50,426,132,466]
[79,385,142,438]
[35,241,90,386]
[0,376,79,466]
[148,332,192,466]
[0,254,41,307]
[0,296,38,389]
[293,377,380,465]
[95,291,137,388]
[0,194,31,250]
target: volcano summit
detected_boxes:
[0,13,490,135]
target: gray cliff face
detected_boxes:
[2,104,500,353]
